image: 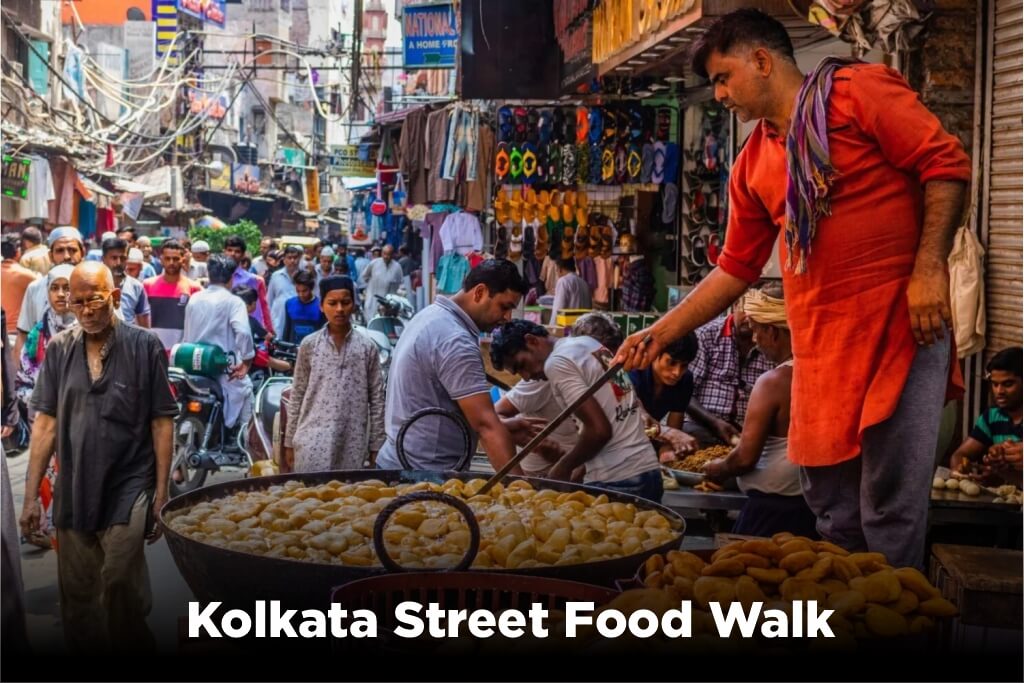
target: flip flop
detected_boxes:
[577,143,591,185]
[690,235,707,267]
[521,143,539,185]
[651,141,667,184]
[497,106,514,143]
[509,225,524,261]
[495,143,511,183]
[523,223,536,262]
[546,206,563,259]
[562,226,575,260]
[546,142,562,182]
[663,142,680,182]
[535,221,549,260]
[575,224,590,259]
[562,202,575,225]
[614,144,627,184]
[561,144,578,186]
[494,225,509,259]
[509,145,524,182]
[576,189,588,209]
[589,221,603,257]
[538,109,553,145]
[627,144,642,183]
[588,107,603,145]
[552,108,566,144]
[576,106,590,144]
[641,143,655,184]
[513,107,529,144]
[598,145,613,184]
[661,182,679,224]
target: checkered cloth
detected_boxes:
[690,315,775,425]
[620,258,655,312]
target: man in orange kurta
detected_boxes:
[617,9,969,569]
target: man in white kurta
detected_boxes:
[182,256,255,437]
[360,245,404,320]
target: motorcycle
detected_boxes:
[366,292,414,347]
[167,366,250,497]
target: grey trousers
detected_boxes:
[800,337,950,570]
[55,493,155,654]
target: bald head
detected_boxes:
[70,262,119,334]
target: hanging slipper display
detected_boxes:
[575,106,590,145]
[535,219,549,260]
[575,143,589,185]
[509,224,524,262]
[497,106,515,143]
[546,142,562,183]
[601,145,616,184]
[614,143,628,184]
[546,205,563,260]
[521,143,539,185]
[561,225,575,260]
[562,144,578,186]
[651,141,667,185]
[494,225,509,259]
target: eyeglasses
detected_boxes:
[69,293,112,313]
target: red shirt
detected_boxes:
[718,64,971,466]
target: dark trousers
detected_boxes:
[594,468,664,503]
[733,490,819,539]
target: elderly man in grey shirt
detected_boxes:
[376,260,528,471]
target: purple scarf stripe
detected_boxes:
[785,57,860,274]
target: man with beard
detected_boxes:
[102,238,150,328]
[360,244,403,320]
[143,240,202,350]
[267,245,303,335]
[14,227,85,370]
[375,260,528,472]
[20,262,176,653]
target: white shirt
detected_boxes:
[504,380,579,473]
[16,276,49,333]
[360,258,403,317]
[267,268,298,336]
[551,272,592,323]
[439,212,483,255]
[18,156,55,221]
[182,285,255,428]
[543,336,658,484]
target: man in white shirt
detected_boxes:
[360,245,404,320]
[550,258,592,324]
[102,238,150,327]
[181,255,255,450]
[267,246,302,335]
[490,320,662,501]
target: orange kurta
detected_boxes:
[718,64,971,467]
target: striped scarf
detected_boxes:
[785,57,860,274]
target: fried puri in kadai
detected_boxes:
[167,478,681,570]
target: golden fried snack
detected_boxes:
[711,541,745,563]
[735,576,767,607]
[746,567,788,584]
[731,552,772,570]
[891,589,920,615]
[893,567,942,600]
[849,572,902,604]
[778,539,814,557]
[693,576,737,609]
[830,555,864,582]
[780,578,827,603]
[917,597,958,618]
[667,550,706,576]
[701,558,746,577]
[812,540,851,556]
[827,590,867,618]
[847,552,888,571]
[820,579,850,595]
[795,556,833,582]
[865,605,909,637]
[908,615,935,634]
[741,539,784,561]
[778,550,818,574]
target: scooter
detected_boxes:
[367,292,414,347]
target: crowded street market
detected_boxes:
[0,0,1021,679]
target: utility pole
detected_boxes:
[348,0,363,144]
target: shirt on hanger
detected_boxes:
[439,212,483,256]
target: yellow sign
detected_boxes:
[305,169,320,213]
[592,0,698,64]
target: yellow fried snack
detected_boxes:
[865,605,909,637]
[795,556,834,582]
[780,578,827,603]
[848,552,888,571]
[812,540,851,556]
[741,539,784,561]
[777,539,814,557]
[746,567,789,584]
[735,575,767,607]
[849,571,902,604]
[893,567,942,600]
[701,558,746,577]
[731,552,772,570]
[830,555,864,582]
[908,615,935,634]
[778,550,818,574]
[711,541,745,563]
[917,597,958,618]
[891,589,920,615]
[693,576,737,609]
[827,590,867,618]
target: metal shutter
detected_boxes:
[982,0,1024,357]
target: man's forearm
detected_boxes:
[686,400,725,429]
[916,181,966,271]
[650,268,749,348]
[557,431,609,472]
[478,422,518,471]
[23,413,57,498]
[151,416,173,495]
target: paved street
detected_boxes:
[6,448,241,654]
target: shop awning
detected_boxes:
[342,177,377,191]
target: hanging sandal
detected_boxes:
[522,143,539,185]
[707,233,722,265]
[535,221,549,260]
[575,106,590,144]
[651,141,667,184]
[626,144,642,183]
[495,143,511,183]
[495,225,509,260]
[561,144,578,186]
[562,226,575,260]
[509,225,524,261]
[509,145,524,182]
[577,143,591,185]
[575,224,590,259]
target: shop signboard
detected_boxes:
[305,169,321,213]
[2,155,31,199]
[592,0,699,66]
[176,0,226,28]
[187,88,228,119]
[403,3,458,69]
[327,145,376,178]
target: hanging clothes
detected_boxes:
[439,212,483,256]
[18,156,55,221]
[436,253,470,294]
[592,256,614,308]
[77,196,97,239]
[948,226,986,358]
[426,108,457,202]
[465,126,495,212]
[399,107,430,205]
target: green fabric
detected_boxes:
[970,407,1023,448]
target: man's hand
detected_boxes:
[703,458,730,482]
[658,444,677,464]
[906,266,952,346]
[229,360,250,380]
[502,416,548,443]
[547,459,574,482]
[1,425,13,439]
[657,427,698,456]
[147,491,168,544]
[19,499,41,538]
[615,330,664,372]
[712,419,741,445]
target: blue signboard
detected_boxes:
[403,3,457,69]
[176,0,226,29]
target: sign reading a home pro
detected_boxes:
[403,4,457,69]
